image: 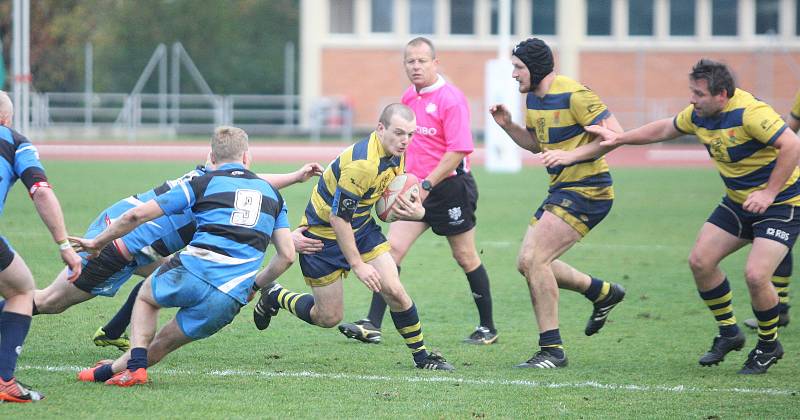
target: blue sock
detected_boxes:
[103,281,143,339]
[0,311,32,381]
[127,347,148,371]
[94,364,114,382]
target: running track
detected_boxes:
[35,143,714,167]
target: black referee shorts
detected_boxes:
[422,172,478,236]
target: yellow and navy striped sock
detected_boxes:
[753,304,780,352]
[539,329,564,357]
[774,252,791,313]
[698,278,739,337]
[272,287,315,325]
[584,277,610,302]
[390,303,428,364]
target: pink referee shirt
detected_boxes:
[401,75,473,180]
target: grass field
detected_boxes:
[1,161,797,418]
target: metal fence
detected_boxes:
[28,92,353,140]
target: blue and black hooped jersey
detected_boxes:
[155,163,289,304]
[0,125,48,215]
[110,166,206,265]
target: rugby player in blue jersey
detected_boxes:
[586,59,800,374]
[0,91,82,402]
[0,162,320,353]
[72,126,297,386]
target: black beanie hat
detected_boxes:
[512,38,554,88]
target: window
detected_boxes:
[629,0,654,36]
[371,0,394,33]
[491,0,517,35]
[450,0,475,34]
[712,0,737,36]
[531,0,556,35]
[409,0,435,34]
[330,0,355,34]
[755,0,779,35]
[670,0,695,36]
[587,0,612,36]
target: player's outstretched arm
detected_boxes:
[31,187,82,281]
[541,115,624,168]
[258,163,324,189]
[489,104,541,153]
[70,200,164,257]
[587,117,680,147]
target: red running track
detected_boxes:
[35,143,714,168]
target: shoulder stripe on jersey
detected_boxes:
[183,245,261,265]
[124,196,145,207]
[527,92,571,110]
[587,110,611,126]
[330,158,341,180]
[15,145,36,155]
[197,223,270,252]
[352,138,370,161]
[691,108,744,131]
[217,269,259,294]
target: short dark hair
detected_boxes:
[690,59,736,98]
[406,37,436,59]
[379,103,415,128]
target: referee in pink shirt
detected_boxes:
[338,37,497,345]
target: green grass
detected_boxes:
[1,161,797,418]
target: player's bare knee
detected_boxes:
[315,312,342,328]
[688,251,713,277]
[452,249,479,271]
[744,266,771,290]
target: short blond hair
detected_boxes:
[0,91,13,123]
[211,126,249,162]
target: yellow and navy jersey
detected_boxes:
[525,75,613,200]
[674,88,799,205]
[301,132,404,239]
[791,89,800,121]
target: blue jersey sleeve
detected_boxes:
[14,143,47,190]
[155,181,196,216]
[275,202,290,229]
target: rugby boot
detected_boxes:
[463,326,498,345]
[0,377,44,403]
[105,368,147,387]
[338,319,382,344]
[585,283,626,336]
[415,353,455,371]
[514,349,568,369]
[253,282,282,331]
[738,341,784,374]
[699,331,746,366]
[93,327,131,352]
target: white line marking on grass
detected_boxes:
[19,364,796,396]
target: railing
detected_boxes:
[29,92,353,139]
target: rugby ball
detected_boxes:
[375,174,420,222]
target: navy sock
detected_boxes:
[390,303,428,364]
[270,286,315,325]
[0,311,32,381]
[466,264,495,332]
[0,300,5,312]
[94,364,114,382]
[103,281,143,339]
[127,347,148,371]
[584,277,605,302]
[539,329,564,358]
[366,292,387,329]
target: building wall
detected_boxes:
[322,48,800,131]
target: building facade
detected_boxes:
[301,0,800,132]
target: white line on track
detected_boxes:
[19,364,796,396]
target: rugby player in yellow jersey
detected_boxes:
[252,103,454,371]
[489,38,627,369]
[743,89,800,331]
[587,59,800,374]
